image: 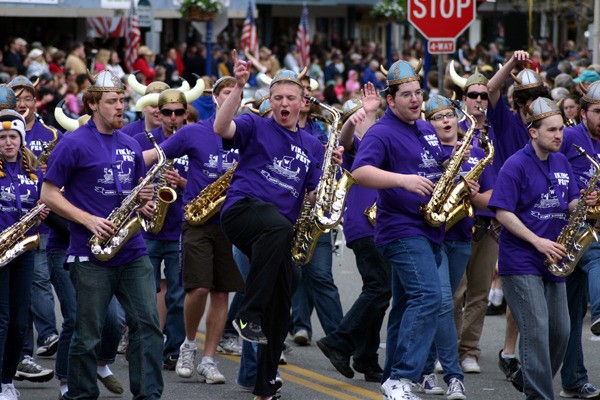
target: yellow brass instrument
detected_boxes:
[445,110,494,231]
[364,202,377,227]
[0,203,46,267]
[184,163,237,226]
[547,144,600,277]
[291,96,356,266]
[420,111,477,227]
[88,131,167,261]
[36,113,59,164]
[139,160,177,234]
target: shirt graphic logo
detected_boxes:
[267,156,301,181]
[535,186,560,209]
[419,149,438,169]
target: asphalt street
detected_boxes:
[18,237,600,400]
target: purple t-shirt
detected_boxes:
[120,118,146,137]
[134,126,188,240]
[342,136,376,244]
[221,113,322,224]
[0,162,42,236]
[487,99,529,173]
[560,123,600,191]
[160,116,238,224]
[352,108,447,246]
[304,118,328,144]
[442,144,495,242]
[44,120,148,267]
[488,144,579,282]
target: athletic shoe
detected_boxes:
[292,329,310,346]
[414,373,444,395]
[316,338,354,378]
[498,350,520,379]
[446,378,467,400]
[233,318,268,345]
[36,334,59,357]
[560,382,600,398]
[591,317,600,336]
[217,336,242,355]
[352,359,383,382]
[197,362,226,384]
[14,356,54,382]
[0,383,20,400]
[97,373,124,394]
[381,378,422,400]
[163,355,178,370]
[460,357,481,373]
[176,342,197,378]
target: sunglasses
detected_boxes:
[160,108,186,117]
[466,92,489,100]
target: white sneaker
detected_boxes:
[446,377,466,400]
[434,360,444,374]
[460,357,481,373]
[0,383,20,400]
[414,373,444,395]
[176,342,197,378]
[197,362,225,384]
[216,336,242,355]
[381,378,422,400]
[293,329,310,346]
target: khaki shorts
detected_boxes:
[181,222,245,293]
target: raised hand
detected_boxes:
[361,82,380,114]
[231,49,252,88]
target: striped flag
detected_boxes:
[124,0,141,73]
[295,5,310,66]
[240,0,259,56]
[86,17,126,39]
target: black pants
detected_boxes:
[221,198,293,397]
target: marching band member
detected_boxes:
[214,51,323,400]
[489,97,596,399]
[142,77,244,384]
[0,108,48,400]
[41,69,163,400]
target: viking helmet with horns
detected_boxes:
[512,69,544,92]
[341,98,363,124]
[135,75,205,111]
[448,60,489,91]
[524,97,561,125]
[0,84,17,111]
[380,59,423,87]
[86,70,125,93]
[580,80,600,104]
[425,95,461,120]
[54,99,91,132]
[9,75,39,96]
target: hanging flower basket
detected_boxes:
[179,0,223,21]
[371,0,406,23]
[187,6,215,21]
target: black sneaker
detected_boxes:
[352,359,383,382]
[498,350,520,380]
[36,333,59,357]
[510,368,524,393]
[233,318,268,345]
[14,356,54,382]
[486,300,507,316]
[316,338,354,378]
[163,355,178,370]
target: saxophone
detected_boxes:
[445,112,494,231]
[290,97,356,265]
[184,163,237,226]
[420,111,477,227]
[139,160,177,234]
[547,144,600,277]
[36,113,59,164]
[88,131,167,261]
[0,203,46,267]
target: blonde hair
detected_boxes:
[0,146,38,180]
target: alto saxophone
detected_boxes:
[184,163,237,226]
[139,160,177,234]
[88,131,167,261]
[290,96,356,266]
[547,144,600,277]
[445,111,494,231]
[0,203,46,267]
[36,113,60,164]
[420,111,477,227]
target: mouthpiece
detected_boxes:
[304,96,320,105]
[475,105,487,113]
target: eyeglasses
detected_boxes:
[466,91,489,100]
[587,109,600,116]
[430,112,457,122]
[397,90,424,100]
[17,96,35,104]
[160,108,186,117]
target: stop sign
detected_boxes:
[408,0,476,40]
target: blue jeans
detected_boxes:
[145,238,185,360]
[291,232,343,337]
[64,256,163,400]
[380,236,442,383]
[424,240,470,384]
[320,236,391,363]
[560,241,600,390]
[0,252,34,384]
[501,274,569,400]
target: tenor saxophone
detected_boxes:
[184,163,237,226]
[420,111,477,227]
[88,131,167,261]
[445,112,494,231]
[0,203,46,268]
[547,144,600,277]
[36,113,59,164]
[290,97,356,266]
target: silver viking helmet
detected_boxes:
[87,70,125,93]
[512,68,544,92]
[580,80,600,104]
[524,97,562,125]
[341,98,363,124]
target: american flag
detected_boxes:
[86,17,126,39]
[295,5,310,66]
[240,0,259,56]
[124,0,141,73]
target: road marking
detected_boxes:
[197,332,382,399]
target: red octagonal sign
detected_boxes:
[408,0,476,40]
